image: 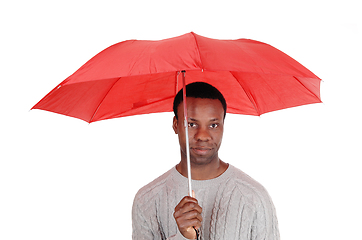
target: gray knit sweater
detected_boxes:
[132,165,279,240]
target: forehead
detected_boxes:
[177,97,224,119]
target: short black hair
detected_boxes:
[173,82,227,120]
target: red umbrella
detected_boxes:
[32,32,321,122]
[32,32,322,195]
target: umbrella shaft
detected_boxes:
[181,70,193,197]
[184,117,192,197]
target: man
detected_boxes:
[132,82,280,240]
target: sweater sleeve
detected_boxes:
[132,201,154,240]
[251,191,280,240]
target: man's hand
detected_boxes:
[173,192,202,239]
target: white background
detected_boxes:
[1,1,361,239]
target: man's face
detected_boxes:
[173,97,224,166]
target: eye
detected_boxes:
[210,123,219,129]
[188,122,197,128]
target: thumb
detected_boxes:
[192,190,196,198]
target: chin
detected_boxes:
[191,156,215,166]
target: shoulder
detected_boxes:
[133,167,175,205]
[226,165,273,204]
[229,165,266,189]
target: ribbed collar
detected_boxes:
[171,164,233,189]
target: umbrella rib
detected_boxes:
[293,76,322,102]
[229,72,261,116]
[190,32,204,70]
[90,94,175,120]
[89,77,121,123]
[175,71,180,95]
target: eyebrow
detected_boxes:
[188,118,220,122]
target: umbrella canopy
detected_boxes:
[32,32,321,123]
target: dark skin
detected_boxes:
[172,97,228,239]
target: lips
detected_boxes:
[191,146,213,155]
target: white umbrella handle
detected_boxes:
[181,70,193,197]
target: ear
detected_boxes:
[172,116,178,134]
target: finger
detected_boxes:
[175,196,198,211]
[175,201,202,217]
[178,217,202,231]
[192,190,195,198]
[186,203,202,215]
[176,208,203,221]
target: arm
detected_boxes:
[132,202,154,240]
[251,193,280,240]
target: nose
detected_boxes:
[194,127,211,142]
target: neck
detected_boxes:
[176,157,228,180]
